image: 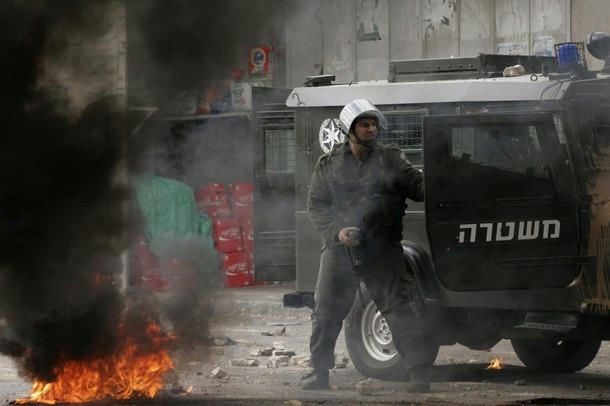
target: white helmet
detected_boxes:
[339,99,387,134]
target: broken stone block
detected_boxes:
[250,346,275,357]
[272,326,287,336]
[260,346,275,356]
[230,359,260,367]
[334,354,350,369]
[355,378,381,396]
[211,335,236,346]
[273,349,296,357]
[261,326,287,337]
[272,341,285,350]
[211,367,227,379]
[290,355,311,367]
[268,355,290,368]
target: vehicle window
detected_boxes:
[450,124,549,178]
[378,112,426,152]
[265,129,295,173]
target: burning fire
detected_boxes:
[486,357,504,370]
[15,321,174,404]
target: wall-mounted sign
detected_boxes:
[248,45,272,77]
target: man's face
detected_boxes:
[352,117,378,141]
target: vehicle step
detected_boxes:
[515,322,576,333]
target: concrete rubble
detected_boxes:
[211,367,228,379]
[250,346,275,357]
[211,335,236,346]
[334,354,350,369]
[268,355,290,368]
[355,378,382,396]
[261,326,287,336]
[272,349,296,357]
[230,359,260,367]
[290,355,311,367]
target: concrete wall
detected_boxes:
[571,0,610,70]
[285,0,580,86]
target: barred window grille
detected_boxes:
[378,112,426,151]
[265,129,295,173]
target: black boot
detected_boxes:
[301,369,330,390]
[406,365,430,393]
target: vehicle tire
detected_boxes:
[344,287,438,381]
[511,338,601,373]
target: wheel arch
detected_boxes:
[401,241,441,306]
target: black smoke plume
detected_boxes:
[128,0,286,110]
[0,0,129,381]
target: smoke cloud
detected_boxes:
[0,0,131,381]
[0,0,292,383]
[128,0,287,111]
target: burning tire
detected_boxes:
[344,288,438,380]
[511,338,601,373]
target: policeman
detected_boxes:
[302,99,432,392]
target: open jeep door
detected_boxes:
[422,113,580,294]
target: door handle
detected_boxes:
[438,201,468,208]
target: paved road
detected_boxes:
[4,283,610,405]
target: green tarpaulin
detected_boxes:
[134,176,218,285]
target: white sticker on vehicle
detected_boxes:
[319,118,345,153]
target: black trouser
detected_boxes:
[309,242,430,371]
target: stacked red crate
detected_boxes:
[195,182,253,288]
[194,183,231,218]
[212,218,243,253]
[222,251,251,288]
[230,183,255,282]
[230,183,254,219]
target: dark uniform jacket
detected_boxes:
[308,141,424,247]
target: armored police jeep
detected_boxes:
[282,36,610,380]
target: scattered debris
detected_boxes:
[284,400,302,406]
[268,355,291,368]
[262,326,287,337]
[261,346,275,356]
[211,367,228,379]
[210,335,236,346]
[355,378,381,396]
[273,349,296,357]
[170,384,191,395]
[251,346,276,356]
[334,354,350,369]
[515,379,527,386]
[230,359,260,367]
[290,355,311,367]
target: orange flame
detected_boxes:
[15,322,174,404]
[486,357,503,370]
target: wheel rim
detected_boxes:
[360,300,398,362]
